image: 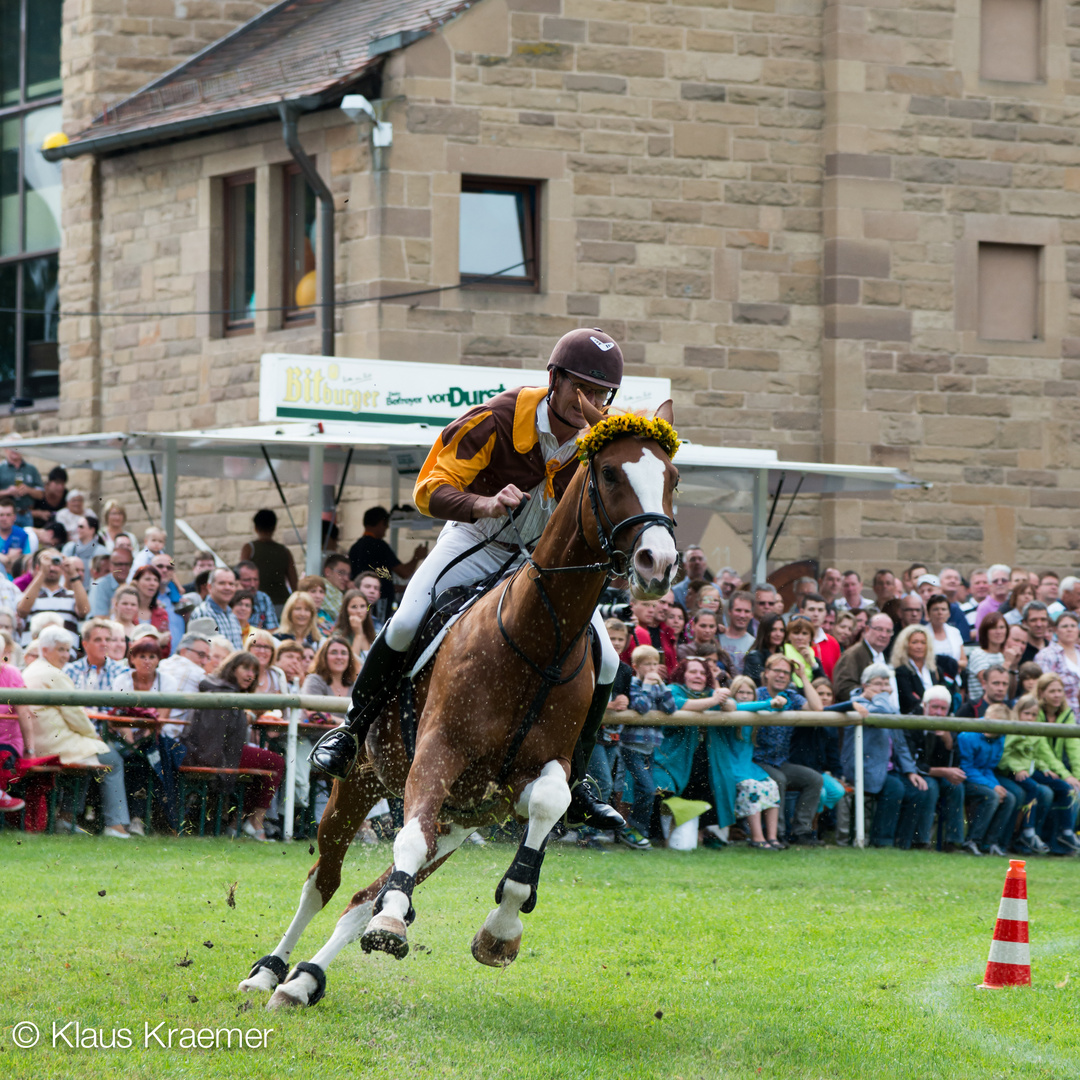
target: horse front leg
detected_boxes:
[361,736,469,959]
[473,760,570,968]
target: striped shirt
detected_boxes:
[28,586,80,637]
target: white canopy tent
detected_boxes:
[8,423,928,583]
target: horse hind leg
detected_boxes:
[241,770,381,995]
[473,760,570,968]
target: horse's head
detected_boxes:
[576,394,680,600]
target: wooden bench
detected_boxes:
[3,761,111,834]
[177,766,275,837]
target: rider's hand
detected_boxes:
[473,485,528,520]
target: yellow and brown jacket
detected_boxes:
[413,386,579,522]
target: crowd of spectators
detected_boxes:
[0,488,427,843]
[584,549,1080,858]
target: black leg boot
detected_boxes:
[308,632,409,780]
[566,681,626,832]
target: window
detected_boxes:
[459,176,539,289]
[981,0,1042,83]
[978,243,1041,341]
[0,0,62,407]
[223,171,255,333]
[283,164,316,323]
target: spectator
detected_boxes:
[692,583,722,619]
[105,620,130,664]
[244,628,288,695]
[1033,676,1080,855]
[898,594,924,629]
[1001,583,1035,630]
[620,644,674,851]
[207,635,234,671]
[332,588,377,661]
[109,584,143,642]
[130,566,170,650]
[1017,661,1043,699]
[99,500,137,553]
[974,564,1012,632]
[902,562,929,596]
[129,526,167,578]
[1034,611,1080,714]
[1036,571,1060,606]
[190,569,211,602]
[180,551,216,594]
[239,510,298,608]
[1018,601,1051,666]
[54,488,86,536]
[718,591,755,675]
[967,612,1008,700]
[997,694,1058,856]
[723,675,786,850]
[678,609,720,662]
[796,592,840,679]
[63,619,128,708]
[841,663,932,849]
[0,629,32,813]
[925,594,965,668]
[752,653,825,845]
[936,567,972,643]
[0,497,29,575]
[664,600,688,646]
[751,582,783,628]
[0,441,43,526]
[274,639,307,692]
[1048,575,1080,623]
[89,545,133,618]
[959,664,1012,719]
[903,686,966,852]
[275,591,322,649]
[229,592,255,643]
[819,567,842,607]
[833,613,896,706]
[16,549,89,638]
[347,506,427,624]
[956,703,1017,857]
[833,570,874,613]
[783,617,824,691]
[743,613,788,686]
[355,572,386,631]
[190,567,243,650]
[321,553,352,623]
[785,576,819,617]
[832,611,858,651]
[62,516,107,587]
[892,624,959,715]
[625,597,678,674]
[24,626,132,838]
[158,630,214,739]
[871,569,897,610]
[150,551,185,652]
[303,634,359,711]
[296,575,334,638]
[232,561,278,632]
[672,545,712,607]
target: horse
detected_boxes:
[240,396,680,1009]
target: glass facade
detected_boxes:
[0,0,62,405]
[224,173,256,331]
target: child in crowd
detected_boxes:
[230,590,255,642]
[996,694,1056,855]
[584,618,631,837]
[956,703,1017,856]
[1034,674,1080,852]
[129,526,167,578]
[1017,662,1043,699]
[622,644,676,850]
[724,675,785,849]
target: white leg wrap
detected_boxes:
[483,879,530,942]
[381,817,429,923]
[524,760,571,850]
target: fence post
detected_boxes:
[853,723,865,848]
[283,707,298,843]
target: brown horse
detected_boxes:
[240,398,679,1008]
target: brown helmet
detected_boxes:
[547,328,624,391]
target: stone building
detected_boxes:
[15,0,1080,576]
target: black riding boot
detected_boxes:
[566,681,626,832]
[308,632,409,780]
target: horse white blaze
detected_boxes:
[239,875,323,992]
[621,448,677,591]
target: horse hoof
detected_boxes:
[238,968,279,993]
[471,927,521,968]
[267,984,309,1010]
[361,914,409,959]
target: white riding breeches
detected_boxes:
[383,520,619,685]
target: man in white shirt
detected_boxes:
[158,631,214,739]
[833,570,875,613]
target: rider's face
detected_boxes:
[551,371,607,428]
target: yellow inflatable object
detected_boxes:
[41,131,69,150]
[294,270,317,308]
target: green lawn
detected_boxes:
[1,834,1077,1079]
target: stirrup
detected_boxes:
[308,728,360,781]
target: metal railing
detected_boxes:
[8,687,1080,846]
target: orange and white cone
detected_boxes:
[979,859,1031,988]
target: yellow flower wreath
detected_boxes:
[575,413,681,464]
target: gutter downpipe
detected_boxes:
[279,100,334,357]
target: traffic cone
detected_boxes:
[979,859,1031,988]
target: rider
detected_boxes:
[309,328,627,830]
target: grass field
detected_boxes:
[1,832,1077,1080]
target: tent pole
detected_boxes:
[751,468,769,586]
[162,438,178,554]
[306,443,324,577]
